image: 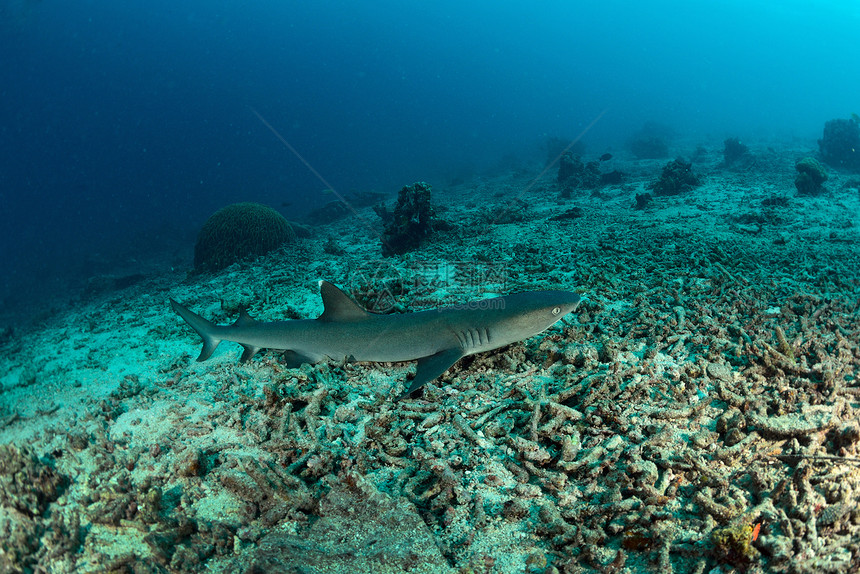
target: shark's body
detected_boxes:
[170,281,581,400]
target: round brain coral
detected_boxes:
[194,202,296,272]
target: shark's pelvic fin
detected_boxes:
[396,347,465,401]
[169,299,222,362]
[281,349,324,368]
[239,344,261,363]
[317,280,371,322]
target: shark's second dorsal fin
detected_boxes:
[317,280,371,322]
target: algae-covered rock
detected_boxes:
[193,202,296,272]
[711,523,760,566]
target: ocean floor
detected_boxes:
[2,140,860,573]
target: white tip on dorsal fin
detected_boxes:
[317,280,371,322]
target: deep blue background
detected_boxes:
[1,0,858,322]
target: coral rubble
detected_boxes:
[0,445,73,573]
[2,142,859,573]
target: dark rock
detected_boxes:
[347,190,388,208]
[691,145,709,162]
[0,325,15,347]
[323,236,345,255]
[286,222,312,238]
[634,193,653,210]
[304,191,390,226]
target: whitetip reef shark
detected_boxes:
[170,281,581,400]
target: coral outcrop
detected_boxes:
[193,203,296,272]
[818,117,860,171]
[794,157,828,195]
[723,137,753,169]
[651,158,702,195]
[373,182,436,256]
[557,153,600,198]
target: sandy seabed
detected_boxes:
[1,140,859,573]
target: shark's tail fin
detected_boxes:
[170,299,222,361]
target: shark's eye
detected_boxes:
[552,307,561,316]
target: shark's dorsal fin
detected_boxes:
[317,280,371,322]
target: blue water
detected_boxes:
[1,0,858,321]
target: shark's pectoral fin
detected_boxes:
[396,348,465,401]
[281,349,325,368]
